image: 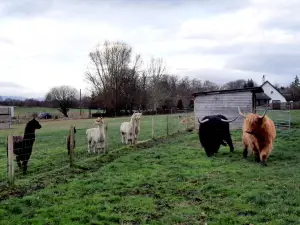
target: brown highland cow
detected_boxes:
[238,107,276,166]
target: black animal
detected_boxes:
[198,115,237,157]
[67,126,76,155]
[7,118,42,175]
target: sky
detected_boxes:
[0,0,299,99]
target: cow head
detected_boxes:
[198,116,238,124]
[238,107,268,135]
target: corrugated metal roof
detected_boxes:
[192,87,263,97]
[256,93,271,100]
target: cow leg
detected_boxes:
[243,147,248,158]
[221,140,227,146]
[243,143,248,158]
[254,150,260,163]
[224,133,234,152]
[259,147,270,167]
[205,149,213,157]
[204,146,216,157]
[213,144,220,154]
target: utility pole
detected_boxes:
[79,89,82,116]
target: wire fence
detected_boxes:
[256,108,291,130]
[0,113,194,187]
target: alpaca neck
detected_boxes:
[130,118,137,129]
[23,126,35,139]
[97,124,104,131]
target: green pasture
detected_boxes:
[0,114,189,185]
[0,111,299,224]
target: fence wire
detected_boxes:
[0,113,193,186]
[256,109,291,130]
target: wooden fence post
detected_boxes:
[152,116,154,139]
[7,135,14,185]
[69,125,75,167]
[166,114,169,136]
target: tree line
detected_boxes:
[1,40,300,117]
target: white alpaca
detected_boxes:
[120,112,142,144]
[86,117,108,153]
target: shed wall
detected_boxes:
[194,92,253,129]
[0,107,11,129]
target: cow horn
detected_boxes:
[238,106,246,118]
[259,108,268,118]
[198,118,209,123]
[220,117,238,123]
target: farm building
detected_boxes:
[192,87,264,129]
[255,92,271,106]
[0,106,13,129]
[261,80,287,103]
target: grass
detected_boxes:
[0,114,188,185]
[12,107,99,118]
[0,111,300,224]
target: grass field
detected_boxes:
[0,114,189,184]
[0,111,300,224]
[12,107,100,118]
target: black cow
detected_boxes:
[198,115,237,157]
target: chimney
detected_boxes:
[262,75,266,84]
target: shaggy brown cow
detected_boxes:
[238,107,276,166]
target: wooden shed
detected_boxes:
[0,106,13,129]
[192,87,264,129]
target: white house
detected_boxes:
[261,80,287,103]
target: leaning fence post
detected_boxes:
[69,125,75,167]
[7,135,14,185]
[152,116,154,139]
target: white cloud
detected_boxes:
[0,0,299,98]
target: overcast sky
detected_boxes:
[0,0,299,98]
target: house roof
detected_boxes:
[261,80,286,100]
[192,87,263,97]
[256,92,271,100]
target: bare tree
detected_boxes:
[45,85,78,117]
[85,40,142,115]
[220,79,246,90]
[146,57,168,110]
[202,80,219,91]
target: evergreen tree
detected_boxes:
[188,99,194,109]
[293,75,300,86]
[177,99,184,110]
[244,79,255,88]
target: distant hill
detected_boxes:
[0,96,44,101]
